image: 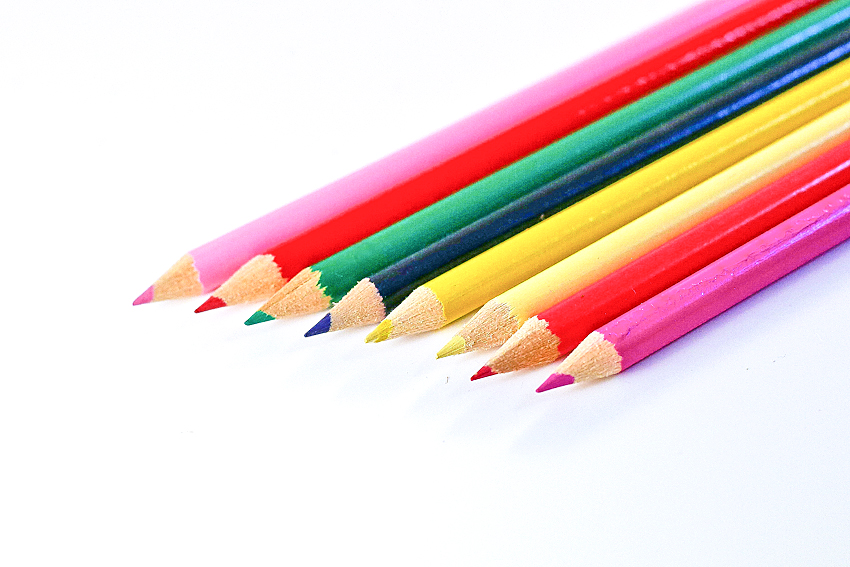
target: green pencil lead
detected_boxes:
[244,311,276,326]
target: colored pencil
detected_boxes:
[192,0,824,312]
[475,138,850,379]
[438,96,850,356]
[539,184,850,391]
[365,60,850,344]
[307,32,850,337]
[245,2,850,324]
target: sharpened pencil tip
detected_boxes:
[244,310,276,326]
[133,285,154,306]
[471,366,495,381]
[195,295,227,313]
[366,320,392,343]
[305,313,332,337]
[436,335,466,359]
[536,373,576,393]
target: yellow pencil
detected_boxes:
[439,100,850,356]
[364,58,850,344]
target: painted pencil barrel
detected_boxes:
[175,0,826,295]
[372,30,850,308]
[435,59,850,327]
[606,185,850,373]
[303,1,850,304]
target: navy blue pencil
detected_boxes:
[306,30,850,336]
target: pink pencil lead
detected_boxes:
[133,285,154,306]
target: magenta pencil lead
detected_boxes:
[536,373,576,393]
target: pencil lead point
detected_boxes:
[536,373,575,393]
[244,311,275,326]
[133,285,154,306]
[471,366,495,381]
[366,320,393,343]
[305,314,332,337]
[195,295,227,313]
[436,336,466,359]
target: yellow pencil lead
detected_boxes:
[366,319,393,343]
[436,335,467,359]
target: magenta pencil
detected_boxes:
[134,0,773,304]
[539,184,850,391]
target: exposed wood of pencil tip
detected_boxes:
[484,316,562,375]
[551,331,623,384]
[135,254,203,304]
[263,266,313,303]
[258,267,331,318]
[369,286,447,341]
[326,279,387,332]
[201,254,287,309]
[450,300,521,354]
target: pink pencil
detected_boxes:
[539,185,850,391]
[134,0,767,304]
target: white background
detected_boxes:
[2,0,850,565]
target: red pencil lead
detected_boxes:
[195,296,227,313]
[470,366,495,381]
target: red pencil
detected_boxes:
[540,184,850,390]
[474,138,850,379]
[193,0,824,312]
